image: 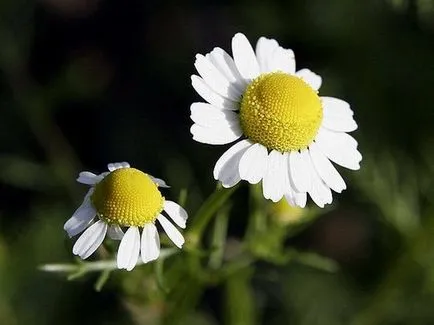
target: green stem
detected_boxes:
[224,267,256,325]
[208,205,230,269]
[39,248,177,274]
[94,269,111,291]
[245,184,266,241]
[187,184,239,246]
[40,260,119,274]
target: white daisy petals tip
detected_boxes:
[190,103,239,128]
[64,189,96,237]
[232,33,260,81]
[141,223,160,263]
[238,143,268,184]
[207,47,246,91]
[309,142,346,193]
[213,140,252,188]
[108,162,130,172]
[149,175,170,188]
[269,47,296,75]
[322,97,357,132]
[190,122,242,145]
[194,54,241,101]
[288,150,312,193]
[72,220,108,260]
[255,37,280,73]
[321,97,354,117]
[285,186,307,208]
[157,215,185,249]
[315,128,362,170]
[262,151,287,202]
[296,69,322,91]
[164,200,188,229]
[191,75,238,111]
[77,171,103,185]
[117,226,141,271]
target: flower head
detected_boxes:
[190,33,362,208]
[64,162,188,271]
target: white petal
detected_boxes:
[191,75,238,110]
[284,152,308,209]
[285,186,307,208]
[238,143,268,184]
[207,47,247,92]
[281,153,308,207]
[288,150,312,193]
[310,175,333,208]
[303,155,333,208]
[195,54,241,101]
[317,126,358,148]
[64,189,96,237]
[190,102,239,128]
[294,191,307,208]
[72,220,107,259]
[117,227,140,271]
[190,122,242,145]
[284,190,296,206]
[213,140,252,188]
[281,153,306,208]
[296,69,322,91]
[322,97,357,132]
[76,171,103,185]
[268,47,296,75]
[255,37,279,73]
[149,175,170,188]
[157,215,185,249]
[309,142,346,193]
[141,223,160,263]
[315,128,362,170]
[321,97,354,117]
[231,33,260,81]
[108,162,130,172]
[164,200,188,229]
[262,150,287,202]
[322,114,358,132]
[64,213,94,238]
[107,225,124,240]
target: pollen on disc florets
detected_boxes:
[240,72,323,152]
[91,168,164,227]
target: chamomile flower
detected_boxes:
[190,33,362,208]
[64,162,188,271]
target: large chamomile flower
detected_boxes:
[64,162,188,271]
[190,33,362,208]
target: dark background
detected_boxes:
[0,0,433,324]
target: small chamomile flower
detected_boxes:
[64,162,188,271]
[190,33,362,208]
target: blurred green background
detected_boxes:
[1,0,434,324]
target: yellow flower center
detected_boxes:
[240,72,323,152]
[91,168,164,227]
